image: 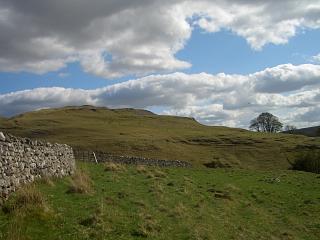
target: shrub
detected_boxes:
[289,151,320,174]
[203,159,231,168]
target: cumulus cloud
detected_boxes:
[0,0,319,77]
[252,64,320,93]
[0,88,96,116]
[1,63,320,128]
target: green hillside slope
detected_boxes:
[0,116,6,125]
[1,105,319,169]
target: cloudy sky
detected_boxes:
[0,0,320,128]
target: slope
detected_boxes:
[0,115,6,125]
[284,126,320,137]
[1,105,319,170]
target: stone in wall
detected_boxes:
[0,132,5,141]
[0,132,75,202]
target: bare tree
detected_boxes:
[284,125,297,133]
[250,112,283,133]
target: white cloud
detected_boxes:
[0,88,96,116]
[252,64,320,93]
[311,53,320,63]
[0,0,319,77]
[1,63,320,128]
[185,1,307,50]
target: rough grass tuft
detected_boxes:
[37,176,55,187]
[5,212,27,240]
[173,202,187,218]
[132,212,161,238]
[104,162,126,172]
[2,184,48,214]
[2,184,53,240]
[153,169,167,178]
[67,168,93,194]
[136,165,148,174]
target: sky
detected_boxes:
[0,0,320,129]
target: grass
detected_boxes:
[1,184,53,240]
[2,184,49,214]
[104,162,126,172]
[0,161,319,239]
[1,105,320,170]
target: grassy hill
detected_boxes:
[0,162,319,240]
[1,105,320,170]
[0,115,6,125]
[284,126,320,137]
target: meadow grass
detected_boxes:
[0,161,319,240]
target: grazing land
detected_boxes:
[0,162,319,240]
[1,106,320,170]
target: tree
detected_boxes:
[249,112,283,133]
[284,125,297,133]
[284,125,297,132]
[249,118,261,132]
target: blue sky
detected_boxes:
[0,0,320,128]
[178,28,320,75]
[1,28,319,95]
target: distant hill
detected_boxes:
[1,105,320,170]
[284,126,320,137]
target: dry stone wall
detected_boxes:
[74,150,192,168]
[0,132,75,201]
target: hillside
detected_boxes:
[284,126,320,137]
[1,105,320,170]
[0,115,6,124]
[0,163,319,240]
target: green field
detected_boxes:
[1,106,320,170]
[0,162,319,240]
